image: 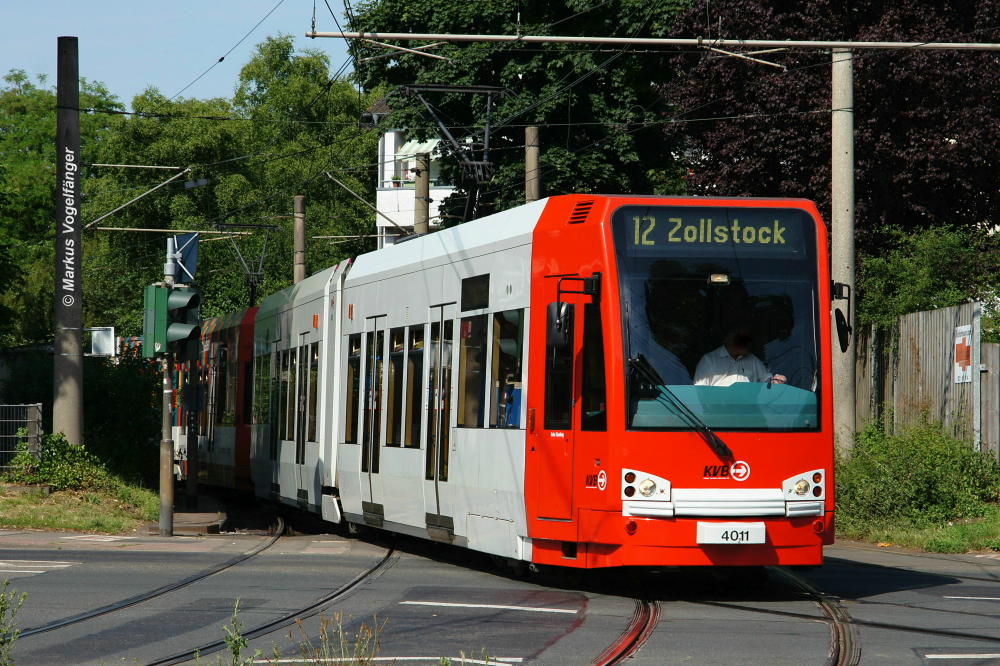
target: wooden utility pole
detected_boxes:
[525,126,540,203]
[294,195,306,283]
[414,153,430,235]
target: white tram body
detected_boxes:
[250,200,544,561]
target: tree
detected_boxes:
[0,70,121,343]
[82,36,381,334]
[857,225,1000,338]
[657,0,999,246]
[348,0,691,219]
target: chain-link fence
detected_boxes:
[0,404,42,471]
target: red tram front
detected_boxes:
[524,196,834,567]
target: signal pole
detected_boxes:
[159,240,175,537]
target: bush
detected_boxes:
[6,432,113,491]
[837,420,1000,531]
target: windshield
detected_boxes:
[612,204,821,431]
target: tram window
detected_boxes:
[268,352,278,460]
[544,302,575,430]
[404,325,424,448]
[307,342,319,441]
[362,329,384,474]
[215,346,228,425]
[581,302,607,431]
[458,315,488,428]
[286,348,299,441]
[490,309,524,428]
[253,354,268,425]
[277,350,289,443]
[224,331,238,426]
[345,334,361,444]
[461,274,490,311]
[386,328,405,446]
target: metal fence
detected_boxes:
[0,404,42,470]
[856,302,999,459]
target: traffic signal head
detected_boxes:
[142,284,201,358]
[166,286,200,347]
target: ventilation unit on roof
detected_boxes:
[568,200,595,224]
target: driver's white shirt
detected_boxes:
[693,345,770,386]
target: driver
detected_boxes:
[693,326,786,387]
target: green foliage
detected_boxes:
[0,579,25,666]
[659,0,999,247]
[7,432,112,491]
[837,420,1000,533]
[857,225,1000,338]
[219,599,261,666]
[0,348,160,485]
[349,0,691,217]
[0,70,121,344]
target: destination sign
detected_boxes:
[612,206,812,258]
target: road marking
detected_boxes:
[0,560,81,577]
[400,600,577,614]
[254,658,522,664]
[974,553,1000,560]
[60,535,134,542]
[944,596,1000,601]
[926,655,1000,660]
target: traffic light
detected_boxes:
[142,284,201,358]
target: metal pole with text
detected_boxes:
[53,36,84,446]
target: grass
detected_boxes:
[837,504,1000,553]
[1,431,159,533]
[0,484,158,533]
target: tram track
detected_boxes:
[593,597,660,665]
[16,516,286,640]
[773,567,862,666]
[146,544,398,665]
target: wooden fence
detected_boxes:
[856,302,999,459]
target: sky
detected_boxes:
[0,1,351,106]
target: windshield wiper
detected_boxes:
[628,355,734,460]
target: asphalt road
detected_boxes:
[1,527,997,665]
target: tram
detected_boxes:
[184,194,835,568]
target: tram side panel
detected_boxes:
[249,266,338,511]
[335,202,542,559]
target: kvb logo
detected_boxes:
[703,460,751,481]
[730,460,751,481]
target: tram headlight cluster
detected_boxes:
[782,469,825,500]
[621,468,671,501]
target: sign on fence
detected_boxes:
[955,324,973,384]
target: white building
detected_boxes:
[374,129,456,248]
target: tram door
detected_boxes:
[537,302,577,520]
[361,316,386,524]
[424,304,455,539]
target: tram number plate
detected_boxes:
[696,522,766,545]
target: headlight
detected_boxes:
[794,479,809,496]
[638,478,657,497]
